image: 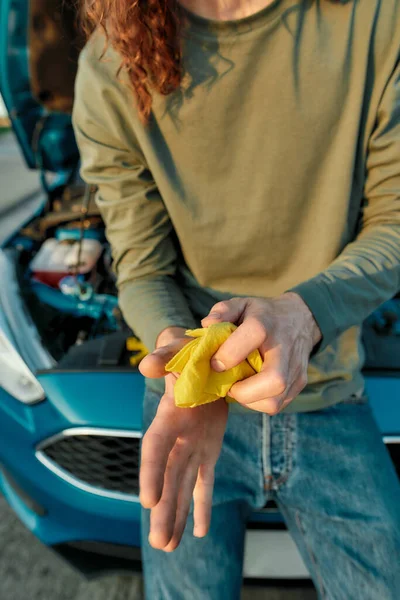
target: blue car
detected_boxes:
[0,0,399,581]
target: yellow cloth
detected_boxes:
[165,322,263,408]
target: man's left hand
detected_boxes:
[201,293,321,414]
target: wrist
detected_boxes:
[282,292,322,349]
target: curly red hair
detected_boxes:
[79,0,343,127]
[79,0,185,126]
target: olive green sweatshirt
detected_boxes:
[72,0,400,412]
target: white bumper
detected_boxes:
[243,529,310,579]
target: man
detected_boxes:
[72,0,400,597]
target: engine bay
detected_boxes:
[10,181,145,369]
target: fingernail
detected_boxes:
[211,358,226,372]
[193,525,203,538]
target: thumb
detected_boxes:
[139,337,192,378]
[201,298,249,327]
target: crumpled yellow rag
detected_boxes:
[165,322,263,408]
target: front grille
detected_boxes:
[36,428,140,499]
[35,433,400,502]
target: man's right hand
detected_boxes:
[138,328,229,551]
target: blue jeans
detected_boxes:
[141,388,400,600]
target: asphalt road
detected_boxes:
[0,129,317,600]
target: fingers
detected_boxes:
[151,461,216,552]
[140,378,179,508]
[233,361,308,415]
[162,460,199,552]
[201,298,249,328]
[193,463,215,538]
[148,440,192,549]
[229,345,290,405]
[242,375,306,414]
[208,317,267,372]
[139,336,192,378]
[279,365,308,410]
[140,422,178,508]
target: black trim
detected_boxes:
[247,521,287,531]
[51,541,142,579]
[244,578,314,587]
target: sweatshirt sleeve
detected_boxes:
[289,56,400,352]
[71,41,197,352]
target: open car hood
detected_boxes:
[0,0,84,174]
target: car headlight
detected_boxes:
[0,329,45,404]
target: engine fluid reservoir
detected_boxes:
[64,239,103,272]
[30,238,103,287]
